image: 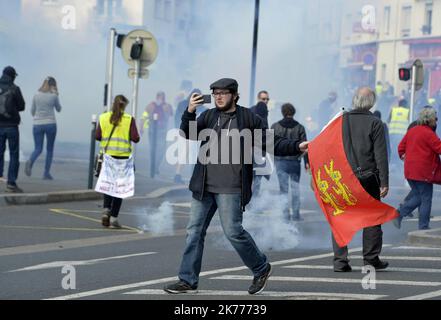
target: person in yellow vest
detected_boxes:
[95,95,140,228]
[387,99,410,166]
[375,81,383,96]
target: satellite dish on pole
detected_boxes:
[121,29,158,69]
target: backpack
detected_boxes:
[0,87,14,119]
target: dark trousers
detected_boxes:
[103,195,123,218]
[0,126,20,185]
[332,174,383,268]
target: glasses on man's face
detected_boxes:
[212,91,231,98]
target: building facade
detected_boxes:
[340,0,441,99]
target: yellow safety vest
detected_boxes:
[99,112,132,157]
[389,107,410,135]
[375,85,383,95]
[142,111,150,129]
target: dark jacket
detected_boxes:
[343,110,389,188]
[0,74,25,126]
[250,102,269,128]
[271,117,309,164]
[180,105,302,211]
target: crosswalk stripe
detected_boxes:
[392,246,441,251]
[123,289,387,300]
[399,289,441,300]
[283,265,441,273]
[45,246,373,300]
[211,275,441,287]
[349,255,441,261]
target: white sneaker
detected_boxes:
[109,217,122,229]
[0,176,6,183]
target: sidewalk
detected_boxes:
[407,228,441,248]
[0,158,189,206]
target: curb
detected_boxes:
[0,190,102,206]
[0,185,190,206]
[407,228,441,248]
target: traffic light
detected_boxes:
[399,68,411,81]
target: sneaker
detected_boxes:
[43,174,54,180]
[5,184,24,193]
[109,218,122,229]
[24,161,32,177]
[248,263,272,295]
[393,216,402,229]
[163,280,198,294]
[0,176,7,183]
[364,260,389,270]
[334,264,352,272]
[101,210,111,227]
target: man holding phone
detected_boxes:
[163,78,309,295]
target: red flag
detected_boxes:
[309,116,398,247]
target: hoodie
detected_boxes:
[271,117,308,162]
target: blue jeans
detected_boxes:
[0,126,20,185]
[29,124,57,176]
[275,159,301,219]
[399,179,433,230]
[178,193,268,287]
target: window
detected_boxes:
[41,0,59,5]
[423,2,432,35]
[401,6,412,37]
[383,6,391,34]
[96,0,117,17]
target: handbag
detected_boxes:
[94,124,116,177]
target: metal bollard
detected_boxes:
[88,114,97,189]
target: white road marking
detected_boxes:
[211,275,441,287]
[45,246,372,300]
[392,246,441,251]
[349,255,441,262]
[399,289,441,300]
[123,289,386,300]
[9,252,157,272]
[283,265,441,273]
[405,217,441,222]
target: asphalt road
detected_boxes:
[1,177,441,301]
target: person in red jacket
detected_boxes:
[393,107,441,230]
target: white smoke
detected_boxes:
[211,177,300,252]
[137,201,175,235]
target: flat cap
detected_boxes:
[210,78,238,92]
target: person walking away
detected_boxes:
[25,77,61,180]
[393,107,441,230]
[0,66,25,193]
[271,103,309,221]
[333,87,389,272]
[96,95,140,229]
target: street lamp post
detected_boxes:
[249,0,260,107]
